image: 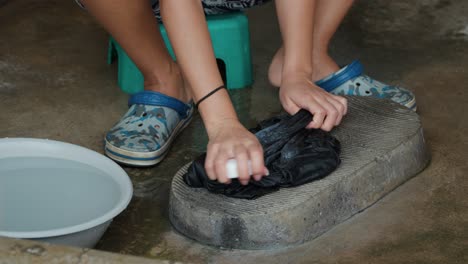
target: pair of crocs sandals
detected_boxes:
[105,60,417,166]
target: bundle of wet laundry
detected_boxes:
[183,109,341,199]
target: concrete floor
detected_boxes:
[1,0,468,263]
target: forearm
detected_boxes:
[275,0,316,77]
[160,0,238,136]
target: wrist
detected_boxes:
[205,117,241,139]
[196,88,240,137]
[282,64,313,80]
[281,70,313,84]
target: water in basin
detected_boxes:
[0,157,121,233]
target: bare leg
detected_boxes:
[82,0,266,182]
[80,0,190,102]
[269,0,354,87]
[274,0,347,132]
[311,0,354,80]
[160,0,266,185]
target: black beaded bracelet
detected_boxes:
[195,85,226,108]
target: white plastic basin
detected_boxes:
[0,138,133,248]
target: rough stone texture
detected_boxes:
[169,97,430,249]
[1,0,468,263]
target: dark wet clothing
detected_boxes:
[184,110,341,199]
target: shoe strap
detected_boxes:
[129,91,192,119]
[316,60,363,92]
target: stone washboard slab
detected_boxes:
[169,96,430,249]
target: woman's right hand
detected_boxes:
[204,119,268,185]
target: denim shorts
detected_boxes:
[75,0,270,21]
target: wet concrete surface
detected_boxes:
[0,237,163,264]
[1,0,468,263]
[349,0,468,48]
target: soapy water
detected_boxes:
[0,157,121,232]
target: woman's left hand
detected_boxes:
[279,72,348,131]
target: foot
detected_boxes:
[105,91,194,166]
[268,47,340,87]
[105,61,194,166]
[315,60,417,110]
[268,48,416,110]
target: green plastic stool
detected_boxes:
[108,12,253,94]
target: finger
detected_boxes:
[214,149,233,184]
[205,143,219,181]
[335,111,343,126]
[248,142,265,181]
[335,95,348,115]
[253,174,262,181]
[326,97,345,126]
[305,100,326,129]
[234,145,250,185]
[316,97,339,131]
[329,96,346,116]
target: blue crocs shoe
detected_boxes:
[315,60,417,110]
[105,91,194,166]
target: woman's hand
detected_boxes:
[279,73,348,131]
[204,119,268,185]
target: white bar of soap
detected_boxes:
[226,159,253,179]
